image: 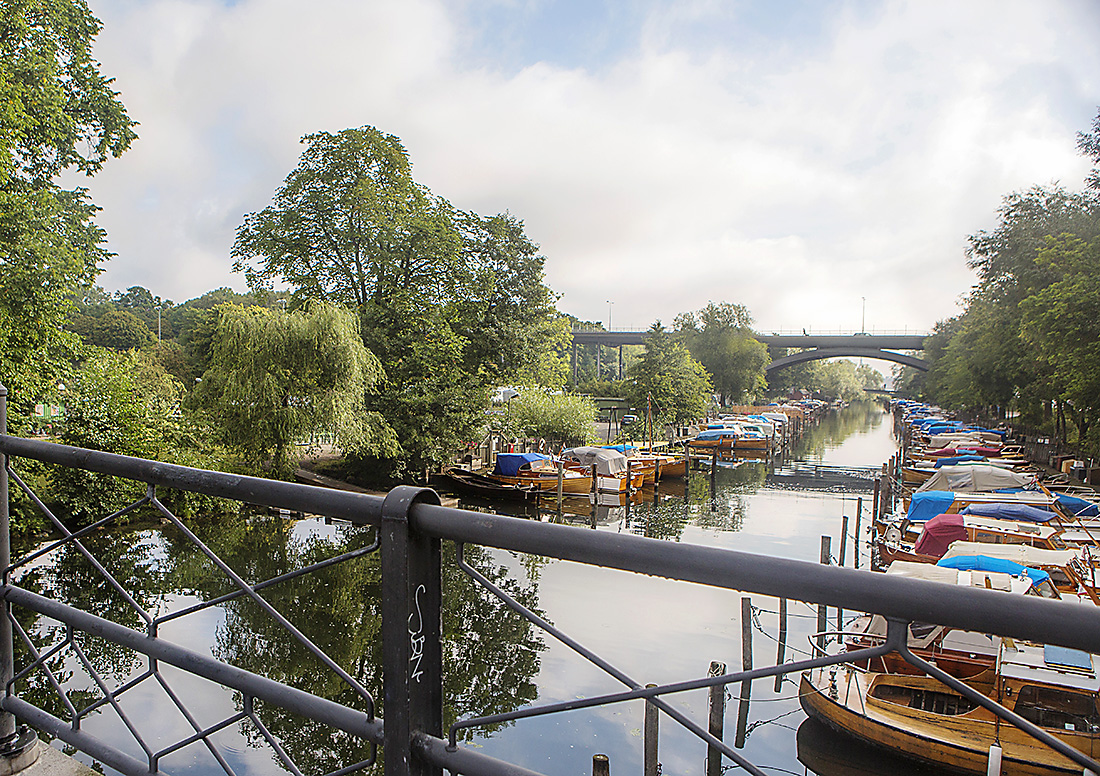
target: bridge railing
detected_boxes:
[2,386,1099,776]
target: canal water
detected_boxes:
[13,401,938,775]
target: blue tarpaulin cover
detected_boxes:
[492,452,550,477]
[906,491,956,523]
[1057,494,1100,518]
[601,444,637,454]
[959,503,1054,523]
[933,455,987,468]
[696,429,739,441]
[936,554,1050,586]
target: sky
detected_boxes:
[76,0,1100,334]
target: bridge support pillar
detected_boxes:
[381,486,444,776]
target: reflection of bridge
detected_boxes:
[569,331,930,378]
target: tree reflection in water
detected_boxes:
[13,512,546,775]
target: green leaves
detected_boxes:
[192,302,397,475]
[626,323,713,424]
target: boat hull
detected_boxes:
[799,668,1095,775]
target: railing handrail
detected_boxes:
[4,433,1100,655]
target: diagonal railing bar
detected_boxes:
[75,665,157,722]
[6,465,154,628]
[242,695,304,776]
[151,666,239,776]
[149,706,247,774]
[68,634,154,761]
[896,630,1100,774]
[323,757,376,776]
[148,492,376,717]
[454,542,769,776]
[9,618,79,723]
[154,531,380,627]
[448,625,904,747]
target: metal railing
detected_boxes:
[2,384,1100,775]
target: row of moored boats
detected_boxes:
[800,400,1100,775]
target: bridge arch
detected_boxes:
[765,348,929,373]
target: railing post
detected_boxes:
[0,385,39,769]
[381,486,443,776]
[0,384,12,741]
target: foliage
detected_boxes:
[51,348,182,521]
[87,309,155,350]
[675,302,769,405]
[232,127,564,474]
[806,360,874,402]
[504,389,595,446]
[625,323,713,424]
[0,0,136,428]
[1079,107,1100,193]
[190,302,398,475]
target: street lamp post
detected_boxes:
[606,300,613,332]
[861,297,866,334]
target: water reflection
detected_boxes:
[12,402,904,776]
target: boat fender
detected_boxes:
[985,744,1001,776]
[883,525,903,544]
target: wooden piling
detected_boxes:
[557,460,565,510]
[643,684,659,776]
[817,536,831,654]
[872,479,881,523]
[735,597,753,748]
[706,661,726,776]
[774,597,787,692]
[592,753,610,776]
[854,497,863,569]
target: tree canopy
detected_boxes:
[674,302,769,405]
[0,0,136,428]
[626,323,713,425]
[190,303,397,475]
[231,126,566,474]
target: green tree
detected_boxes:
[0,0,136,427]
[232,127,564,474]
[625,323,713,425]
[1078,107,1100,192]
[1020,234,1100,449]
[505,390,595,446]
[191,302,397,475]
[88,309,154,350]
[675,302,769,405]
[52,348,181,520]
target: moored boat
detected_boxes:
[800,639,1100,775]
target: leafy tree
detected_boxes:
[625,323,713,425]
[52,348,181,521]
[191,302,398,475]
[1079,107,1100,192]
[675,302,769,405]
[88,309,155,350]
[0,0,136,427]
[232,127,564,474]
[505,389,595,446]
[1020,234,1100,447]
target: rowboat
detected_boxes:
[558,447,647,493]
[801,639,1100,775]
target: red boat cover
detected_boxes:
[913,513,967,558]
[925,445,1002,458]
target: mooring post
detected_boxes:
[817,536,831,654]
[854,496,863,569]
[773,597,787,692]
[872,479,881,523]
[735,598,752,748]
[706,661,726,776]
[592,753,610,776]
[643,683,659,776]
[381,486,444,776]
[557,460,564,510]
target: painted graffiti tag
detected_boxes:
[408,584,426,683]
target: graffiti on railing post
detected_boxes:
[409,584,427,684]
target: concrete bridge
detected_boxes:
[569,330,930,379]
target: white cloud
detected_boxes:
[82,0,1098,331]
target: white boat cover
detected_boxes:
[927,431,1003,448]
[915,464,1036,494]
[941,542,1079,567]
[561,446,629,476]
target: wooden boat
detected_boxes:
[801,639,1100,775]
[433,467,540,502]
[558,447,646,493]
[485,452,591,494]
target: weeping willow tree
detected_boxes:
[191,302,398,475]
